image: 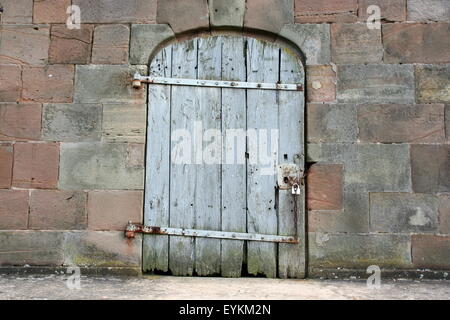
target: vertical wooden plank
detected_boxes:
[194,36,222,276]
[278,49,306,278]
[169,39,198,276]
[246,38,279,277]
[143,47,172,273]
[221,36,247,277]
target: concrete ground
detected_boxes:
[0,274,449,300]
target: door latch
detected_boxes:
[277,164,304,195]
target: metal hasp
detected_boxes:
[132,73,304,91]
[124,221,299,244]
[277,164,304,190]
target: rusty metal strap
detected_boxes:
[125,222,299,244]
[132,73,304,91]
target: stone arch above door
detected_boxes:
[129,0,331,68]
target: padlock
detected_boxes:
[292,183,301,195]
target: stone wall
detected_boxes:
[0,0,449,277]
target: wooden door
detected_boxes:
[143,35,305,278]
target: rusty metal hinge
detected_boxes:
[124,221,299,244]
[132,73,304,91]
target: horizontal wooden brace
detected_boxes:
[124,222,299,244]
[132,73,303,91]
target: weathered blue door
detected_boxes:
[143,35,305,278]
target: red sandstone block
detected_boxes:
[0,190,29,230]
[306,104,358,143]
[357,104,445,143]
[49,24,94,64]
[306,66,336,102]
[33,0,71,23]
[244,0,294,34]
[416,65,450,103]
[407,0,450,22]
[412,235,450,269]
[92,25,129,65]
[0,25,50,66]
[29,190,87,230]
[73,0,157,24]
[87,191,143,231]
[331,23,383,64]
[383,23,450,63]
[410,144,449,193]
[156,0,209,34]
[307,164,343,210]
[439,194,450,234]
[64,231,142,267]
[1,0,33,23]
[12,143,59,189]
[22,65,74,103]
[295,0,357,23]
[0,65,22,102]
[0,231,64,265]
[0,103,42,141]
[127,143,145,168]
[0,144,13,189]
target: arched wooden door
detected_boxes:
[142,35,305,278]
